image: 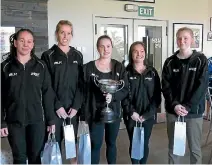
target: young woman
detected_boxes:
[81,35,128,164]
[122,41,161,164]
[41,20,83,163]
[162,27,208,164]
[1,29,56,164]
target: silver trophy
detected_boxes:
[94,76,125,123]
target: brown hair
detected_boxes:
[7,29,35,59]
[176,27,194,38]
[96,35,113,48]
[128,41,146,66]
[55,20,73,38]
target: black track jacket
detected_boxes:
[122,65,161,120]
[41,45,83,112]
[162,50,208,117]
[1,56,56,128]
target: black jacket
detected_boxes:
[162,50,208,117]
[81,59,129,123]
[122,65,161,120]
[41,45,83,111]
[1,55,56,128]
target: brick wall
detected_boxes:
[1,0,48,58]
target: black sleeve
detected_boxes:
[182,56,208,112]
[41,64,57,126]
[121,72,135,117]
[79,64,89,121]
[113,65,129,102]
[162,59,179,110]
[71,55,84,110]
[142,70,161,120]
[1,64,7,128]
[41,52,63,111]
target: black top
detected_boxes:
[122,65,161,120]
[1,56,56,128]
[41,45,83,111]
[162,50,208,118]
[81,59,129,123]
[93,65,112,110]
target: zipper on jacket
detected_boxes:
[66,54,70,108]
[40,90,45,121]
[23,64,26,125]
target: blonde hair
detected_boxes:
[55,20,73,38]
[176,27,194,38]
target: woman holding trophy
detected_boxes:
[122,41,161,164]
[81,35,128,164]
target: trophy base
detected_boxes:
[100,107,118,123]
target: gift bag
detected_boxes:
[77,121,90,138]
[41,133,62,164]
[173,116,186,156]
[77,121,91,164]
[131,122,144,160]
[63,118,76,159]
[0,138,13,164]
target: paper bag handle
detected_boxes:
[177,116,185,123]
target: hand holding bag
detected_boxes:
[131,122,144,160]
[63,118,76,159]
[41,133,62,164]
[173,116,186,156]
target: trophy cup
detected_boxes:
[94,76,125,123]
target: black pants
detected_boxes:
[54,115,79,148]
[90,119,121,164]
[124,118,154,164]
[7,122,45,164]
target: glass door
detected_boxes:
[94,17,133,62]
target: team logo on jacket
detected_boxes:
[91,73,98,77]
[54,61,62,65]
[116,72,119,76]
[189,67,197,71]
[173,69,179,72]
[31,72,40,77]
[145,77,152,81]
[9,73,17,77]
[129,76,137,80]
[73,61,78,64]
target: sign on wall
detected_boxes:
[0,27,15,55]
[138,6,154,17]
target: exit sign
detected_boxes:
[138,6,154,17]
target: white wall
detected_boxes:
[48,0,212,63]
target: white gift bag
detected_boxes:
[63,118,76,159]
[77,121,91,165]
[131,122,144,160]
[173,116,186,156]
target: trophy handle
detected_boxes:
[116,80,125,92]
[94,75,100,87]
